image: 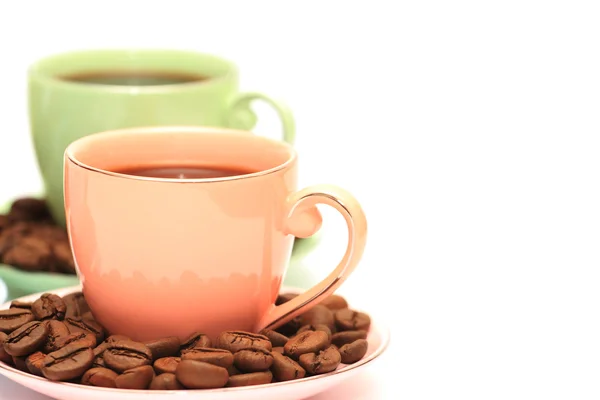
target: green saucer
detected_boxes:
[0,198,321,300]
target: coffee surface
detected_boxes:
[59,71,208,86]
[116,166,254,179]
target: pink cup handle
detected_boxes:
[255,184,368,332]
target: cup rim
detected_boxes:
[64,126,297,183]
[28,48,237,93]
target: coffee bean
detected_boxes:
[284,331,329,360]
[233,348,273,372]
[259,329,289,347]
[42,341,94,381]
[2,234,53,272]
[0,308,34,333]
[12,355,28,371]
[55,331,97,350]
[93,344,108,358]
[93,355,106,368]
[271,351,306,381]
[103,340,152,373]
[154,357,181,374]
[10,301,32,310]
[226,370,273,387]
[149,373,184,390]
[276,293,297,305]
[93,335,131,358]
[334,309,371,331]
[296,324,332,340]
[298,345,341,375]
[319,294,348,310]
[216,331,272,353]
[65,317,105,344]
[339,339,368,364]
[92,336,124,367]
[42,320,71,353]
[298,305,335,332]
[0,332,12,364]
[115,365,155,389]
[25,351,46,376]
[331,330,368,347]
[63,292,90,319]
[81,367,118,388]
[144,336,180,361]
[107,335,131,342]
[227,364,241,376]
[275,316,302,337]
[80,311,94,320]
[176,360,229,389]
[181,347,233,369]
[272,347,284,354]
[180,331,211,351]
[8,198,51,222]
[4,320,49,356]
[32,293,66,321]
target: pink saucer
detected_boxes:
[0,286,390,400]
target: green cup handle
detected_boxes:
[226,92,296,144]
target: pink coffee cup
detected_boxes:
[64,126,367,341]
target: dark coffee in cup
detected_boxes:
[115,165,255,179]
[59,71,208,86]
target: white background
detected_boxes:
[1,1,599,399]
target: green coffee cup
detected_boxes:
[28,49,295,226]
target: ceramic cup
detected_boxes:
[30,49,295,226]
[63,126,367,341]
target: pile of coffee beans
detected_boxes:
[0,198,75,274]
[0,291,371,390]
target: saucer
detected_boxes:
[0,198,321,300]
[0,286,389,400]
